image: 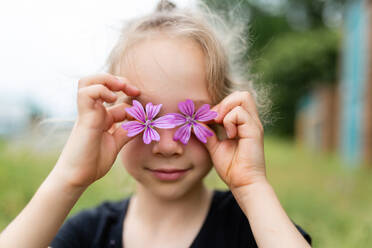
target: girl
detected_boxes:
[0,1,312,247]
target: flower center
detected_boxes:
[186,116,195,125]
[145,119,152,127]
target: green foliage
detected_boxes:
[202,0,343,136]
[264,136,372,247]
[202,0,292,60]
[285,0,348,28]
[0,143,136,230]
[244,5,292,60]
[255,29,340,135]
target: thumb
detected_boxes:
[199,123,219,156]
[210,103,220,113]
[112,124,133,151]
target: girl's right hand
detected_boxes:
[53,73,140,189]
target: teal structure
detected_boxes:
[340,0,369,165]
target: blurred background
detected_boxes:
[0,0,371,246]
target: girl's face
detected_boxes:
[118,35,214,200]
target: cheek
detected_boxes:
[187,137,213,169]
[120,137,148,175]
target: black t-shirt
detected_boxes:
[50,189,312,248]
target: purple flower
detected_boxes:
[121,100,176,144]
[170,99,218,144]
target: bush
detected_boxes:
[255,29,340,135]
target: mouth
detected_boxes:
[146,167,191,181]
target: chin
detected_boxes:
[149,182,194,201]
[142,177,206,202]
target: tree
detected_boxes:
[201,0,343,136]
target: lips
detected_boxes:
[147,167,191,181]
[150,168,190,173]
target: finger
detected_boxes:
[112,124,135,151]
[103,102,136,131]
[214,91,262,131]
[78,73,140,97]
[210,103,220,113]
[107,102,136,122]
[198,122,220,157]
[78,84,117,105]
[215,91,258,121]
[223,106,256,139]
[78,84,122,118]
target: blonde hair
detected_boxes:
[32,0,271,149]
[105,0,271,125]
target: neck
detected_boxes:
[129,182,213,229]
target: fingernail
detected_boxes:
[128,84,139,91]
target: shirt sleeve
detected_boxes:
[294,223,312,246]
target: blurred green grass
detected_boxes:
[1,136,371,247]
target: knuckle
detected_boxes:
[78,74,97,88]
[97,84,105,90]
[222,114,231,124]
[242,90,251,99]
[94,84,107,92]
[101,72,116,81]
[230,91,241,98]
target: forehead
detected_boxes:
[118,35,211,106]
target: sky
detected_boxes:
[0,0,194,118]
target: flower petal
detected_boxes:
[166,113,187,126]
[146,102,162,120]
[194,104,218,122]
[152,114,177,129]
[173,123,192,145]
[193,123,214,143]
[178,99,195,117]
[143,127,160,144]
[121,121,145,137]
[125,100,146,123]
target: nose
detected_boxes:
[152,128,183,157]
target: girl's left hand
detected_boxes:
[203,91,267,191]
